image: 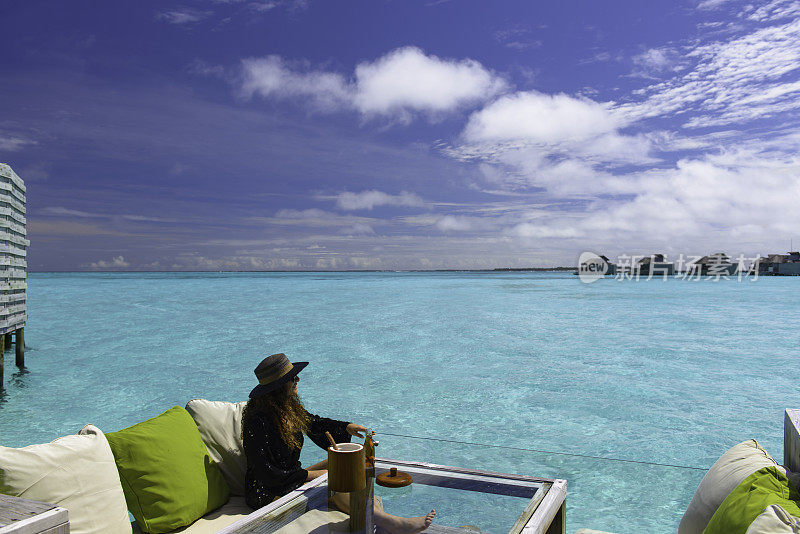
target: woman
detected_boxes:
[242,353,436,534]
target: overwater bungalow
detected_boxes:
[752,251,800,276]
[635,254,674,276]
[576,254,616,276]
[689,252,736,276]
[598,255,616,275]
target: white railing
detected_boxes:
[0,303,27,316]
[0,209,25,224]
[0,269,27,279]
[0,219,26,235]
[0,314,26,329]
[0,245,27,257]
[0,258,27,267]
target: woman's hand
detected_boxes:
[346,423,367,439]
[306,459,328,470]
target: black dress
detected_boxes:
[243,409,351,509]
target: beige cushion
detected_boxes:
[271,509,349,534]
[0,424,132,534]
[679,440,779,534]
[746,504,800,533]
[132,496,252,534]
[135,501,349,534]
[185,399,248,496]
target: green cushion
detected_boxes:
[106,406,230,533]
[703,467,800,534]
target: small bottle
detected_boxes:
[364,429,375,468]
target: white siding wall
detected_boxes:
[0,163,26,335]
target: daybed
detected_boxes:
[0,400,566,534]
[580,409,800,534]
[0,400,264,534]
[8,404,800,533]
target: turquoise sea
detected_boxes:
[2,272,799,533]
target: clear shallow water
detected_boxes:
[2,271,799,533]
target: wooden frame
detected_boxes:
[218,458,566,534]
[784,409,800,473]
[0,495,68,534]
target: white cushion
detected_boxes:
[132,496,253,534]
[271,509,349,534]
[746,504,800,533]
[679,440,779,534]
[134,500,348,534]
[0,424,132,534]
[185,399,248,496]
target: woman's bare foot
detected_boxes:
[377,509,436,534]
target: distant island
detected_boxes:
[492,267,575,271]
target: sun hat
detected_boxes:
[249,353,308,399]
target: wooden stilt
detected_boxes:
[0,334,4,389]
[3,333,10,347]
[14,327,24,368]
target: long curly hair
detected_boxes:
[242,381,309,450]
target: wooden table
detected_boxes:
[218,458,566,534]
[0,495,68,534]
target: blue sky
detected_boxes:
[2,0,799,270]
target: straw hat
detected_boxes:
[249,353,308,399]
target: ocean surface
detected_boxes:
[2,271,799,533]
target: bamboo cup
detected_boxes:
[327,442,366,493]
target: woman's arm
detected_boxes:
[305,458,328,480]
[305,410,351,450]
[305,469,327,481]
[306,458,328,470]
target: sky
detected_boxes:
[2,0,800,271]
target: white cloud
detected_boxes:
[238,47,506,121]
[0,135,35,152]
[463,91,622,144]
[42,207,172,222]
[120,215,172,222]
[275,208,330,219]
[239,56,350,112]
[348,256,382,269]
[618,15,800,128]
[89,256,130,270]
[493,25,543,50]
[584,151,800,244]
[509,223,582,239]
[697,0,732,10]
[343,223,375,235]
[435,215,473,232]
[746,0,800,22]
[208,0,308,11]
[631,47,686,78]
[155,8,212,24]
[42,207,103,217]
[353,47,507,120]
[248,2,279,12]
[335,190,424,210]
[480,150,800,258]
[450,91,653,195]
[258,210,380,228]
[316,257,343,270]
